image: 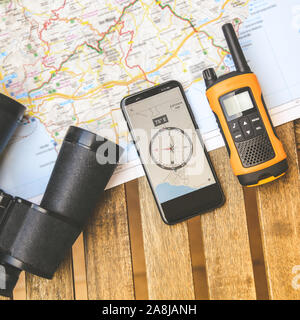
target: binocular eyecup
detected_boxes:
[0,96,124,297]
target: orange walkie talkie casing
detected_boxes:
[203,23,288,187]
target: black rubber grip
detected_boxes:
[213,111,231,156]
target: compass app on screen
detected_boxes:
[125,87,215,203]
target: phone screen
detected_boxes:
[123,85,216,204]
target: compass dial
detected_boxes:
[149,127,193,170]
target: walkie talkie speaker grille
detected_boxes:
[236,133,275,168]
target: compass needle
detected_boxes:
[150,127,193,171]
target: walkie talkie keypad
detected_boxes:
[228,112,265,142]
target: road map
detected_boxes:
[0,0,299,199]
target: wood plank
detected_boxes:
[138,176,195,300]
[201,147,257,300]
[125,180,148,300]
[242,187,269,300]
[256,122,300,299]
[13,272,26,300]
[187,216,209,300]
[25,252,74,300]
[83,185,134,300]
[72,233,88,300]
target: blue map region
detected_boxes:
[155,182,197,203]
[0,119,57,199]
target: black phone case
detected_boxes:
[121,80,225,224]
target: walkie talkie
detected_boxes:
[203,23,288,187]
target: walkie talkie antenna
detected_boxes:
[222,23,251,73]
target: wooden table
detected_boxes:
[2,120,300,300]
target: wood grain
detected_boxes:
[13,272,26,300]
[295,119,300,151]
[201,147,257,300]
[25,252,74,300]
[83,185,134,300]
[138,176,195,300]
[256,122,300,299]
[187,216,209,299]
[242,187,269,300]
[125,180,148,300]
[72,233,88,300]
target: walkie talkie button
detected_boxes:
[233,131,244,142]
[244,128,254,138]
[254,124,264,136]
[239,117,250,128]
[248,113,261,125]
[241,125,254,139]
[248,113,264,136]
[229,120,240,132]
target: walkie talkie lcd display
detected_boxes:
[203,23,288,187]
[121,80,224,225]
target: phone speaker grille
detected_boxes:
[236,133,275,168]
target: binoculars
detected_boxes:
[0,93,123,297]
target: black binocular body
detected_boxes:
[0,93,123,297]
[0,93,25,154]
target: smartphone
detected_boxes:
[121,80,224,224]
